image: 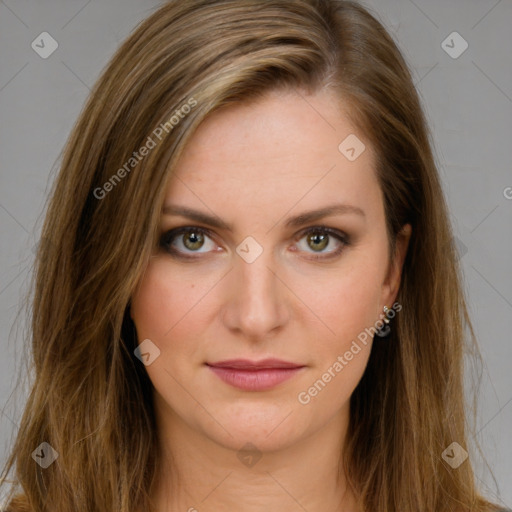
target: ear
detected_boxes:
[381,223,412,307]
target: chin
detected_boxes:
[195,401,307,453]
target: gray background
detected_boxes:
[0,0,511,507]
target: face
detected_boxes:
[130,87,411,453]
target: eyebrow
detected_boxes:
[162,203,365,231]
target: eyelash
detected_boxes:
[159,225,350,261]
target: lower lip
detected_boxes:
[207,366,304,391]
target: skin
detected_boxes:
[130,87,411,512]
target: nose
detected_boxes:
[221,247,290,340]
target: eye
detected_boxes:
[293,226,349,260]
[159,225,350,261]
[159,227,218,257]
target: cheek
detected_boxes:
[130,259,216,364]
[293,266,380,414]
[132,259,204,332]
[293,258,383,349]
[288,249,384,408]
[129,259,221,416]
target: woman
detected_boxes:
[0,0,509,511]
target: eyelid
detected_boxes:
[294,225,348,241]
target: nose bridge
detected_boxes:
[240,251,275,301]
[223,240,288,337]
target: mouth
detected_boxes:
[205,359,306,391]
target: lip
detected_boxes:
[207,358,303,369]
[206,359,305,391]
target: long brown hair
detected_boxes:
[1,1,504,511]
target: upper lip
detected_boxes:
[206,358,304,370]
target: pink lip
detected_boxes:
[206,359,305,391]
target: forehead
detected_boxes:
[165,88,381,222]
